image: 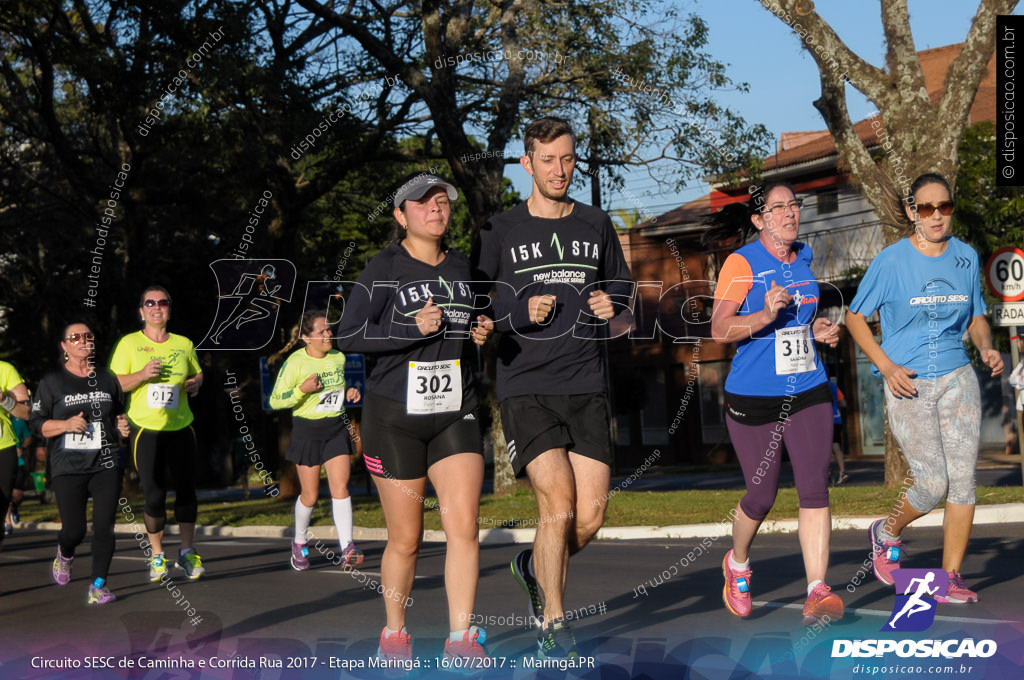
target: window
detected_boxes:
[817,187,839,214]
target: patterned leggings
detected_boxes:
[884,364,980,512]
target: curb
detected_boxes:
[17,502,1024,543]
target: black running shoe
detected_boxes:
[537,619,578,660]
[510,549,544,628]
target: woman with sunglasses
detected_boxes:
[30,322,129,603]
[706,182,844,627]
[110,286,205,582]
[846,173,1001,603]
[269,310,363,570]
[336,173,494,664]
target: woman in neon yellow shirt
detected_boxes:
[0,359,30,563]
[270,310,362,570]
[110,286,204,582]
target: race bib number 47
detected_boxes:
[315,389,345,413]
[775,325,815,375]
[406,360,462,415]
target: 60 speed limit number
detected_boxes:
[986,247,1024,302]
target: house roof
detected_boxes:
[760,43,997,170]
[634,42,997,234]
[635,194,710,232]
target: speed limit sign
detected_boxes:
[986,247,1024,302]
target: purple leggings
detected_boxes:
[726,401,832,521]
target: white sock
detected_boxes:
[333,497,354,546]
[294,498,315,543]
[449,629,469,642]
[385,626,406,637]
[807,579,824,595]
[728,553,750,571]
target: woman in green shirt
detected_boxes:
[270,310,362,570]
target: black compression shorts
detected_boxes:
[361,391,481,480]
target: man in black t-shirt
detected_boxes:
[472,117,633,659]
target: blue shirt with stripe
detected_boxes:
[720,239,828,397]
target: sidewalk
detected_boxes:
[18,450,1023,543]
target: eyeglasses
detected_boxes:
[64,332,95,344]
[144,299,170,308]
[763,199,803,214]
[914,201,954,218]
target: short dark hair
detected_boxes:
[524,117,576,157]
[138,285,172,307]
[700,181,797,246]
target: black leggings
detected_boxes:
[130,426,198,533]
[0,446,15,550]
[52,467,121,580]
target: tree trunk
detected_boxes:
[490,398,516,494]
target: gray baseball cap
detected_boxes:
[393,173,459,207]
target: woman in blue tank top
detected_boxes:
[707,182,844,627]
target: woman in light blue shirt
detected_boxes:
[846,172,1003,604]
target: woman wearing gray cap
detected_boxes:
[336,172,495,665]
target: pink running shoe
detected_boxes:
[802,583,844,626]
[722,549,752,617]
[869,519,902,586]
[936,572,978,604]
[377,626,413,663]
[340,541,364,568]
[443,626,489,669]
[291,542,310,571]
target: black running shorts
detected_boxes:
[361,391,482,480]
[499,393,612,477]
[285,416,355,467]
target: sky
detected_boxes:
[505,0,1019,218]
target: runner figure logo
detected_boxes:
[882,569,949,632]
[198,259,296,351]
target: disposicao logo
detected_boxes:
[831,569,997,660]
[884,568,948,632]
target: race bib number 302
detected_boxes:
[775,325,815,375]
[406,360,462,415]
[147,383,180,410]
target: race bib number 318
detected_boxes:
[775,325,815,375]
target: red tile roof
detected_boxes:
[761,43,996,170]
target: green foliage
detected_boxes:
[954,121,1024,265]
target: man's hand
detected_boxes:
[588,290,614,320]
[528,295,556,324]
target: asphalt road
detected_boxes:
[2,522,1023,680]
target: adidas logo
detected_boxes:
[507,440,517,461]
[463,413,476,420]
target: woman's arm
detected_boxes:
[967,315,1004,377]
[2,382,30,421]
[845,310,917,397]
[710,280,790,344]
